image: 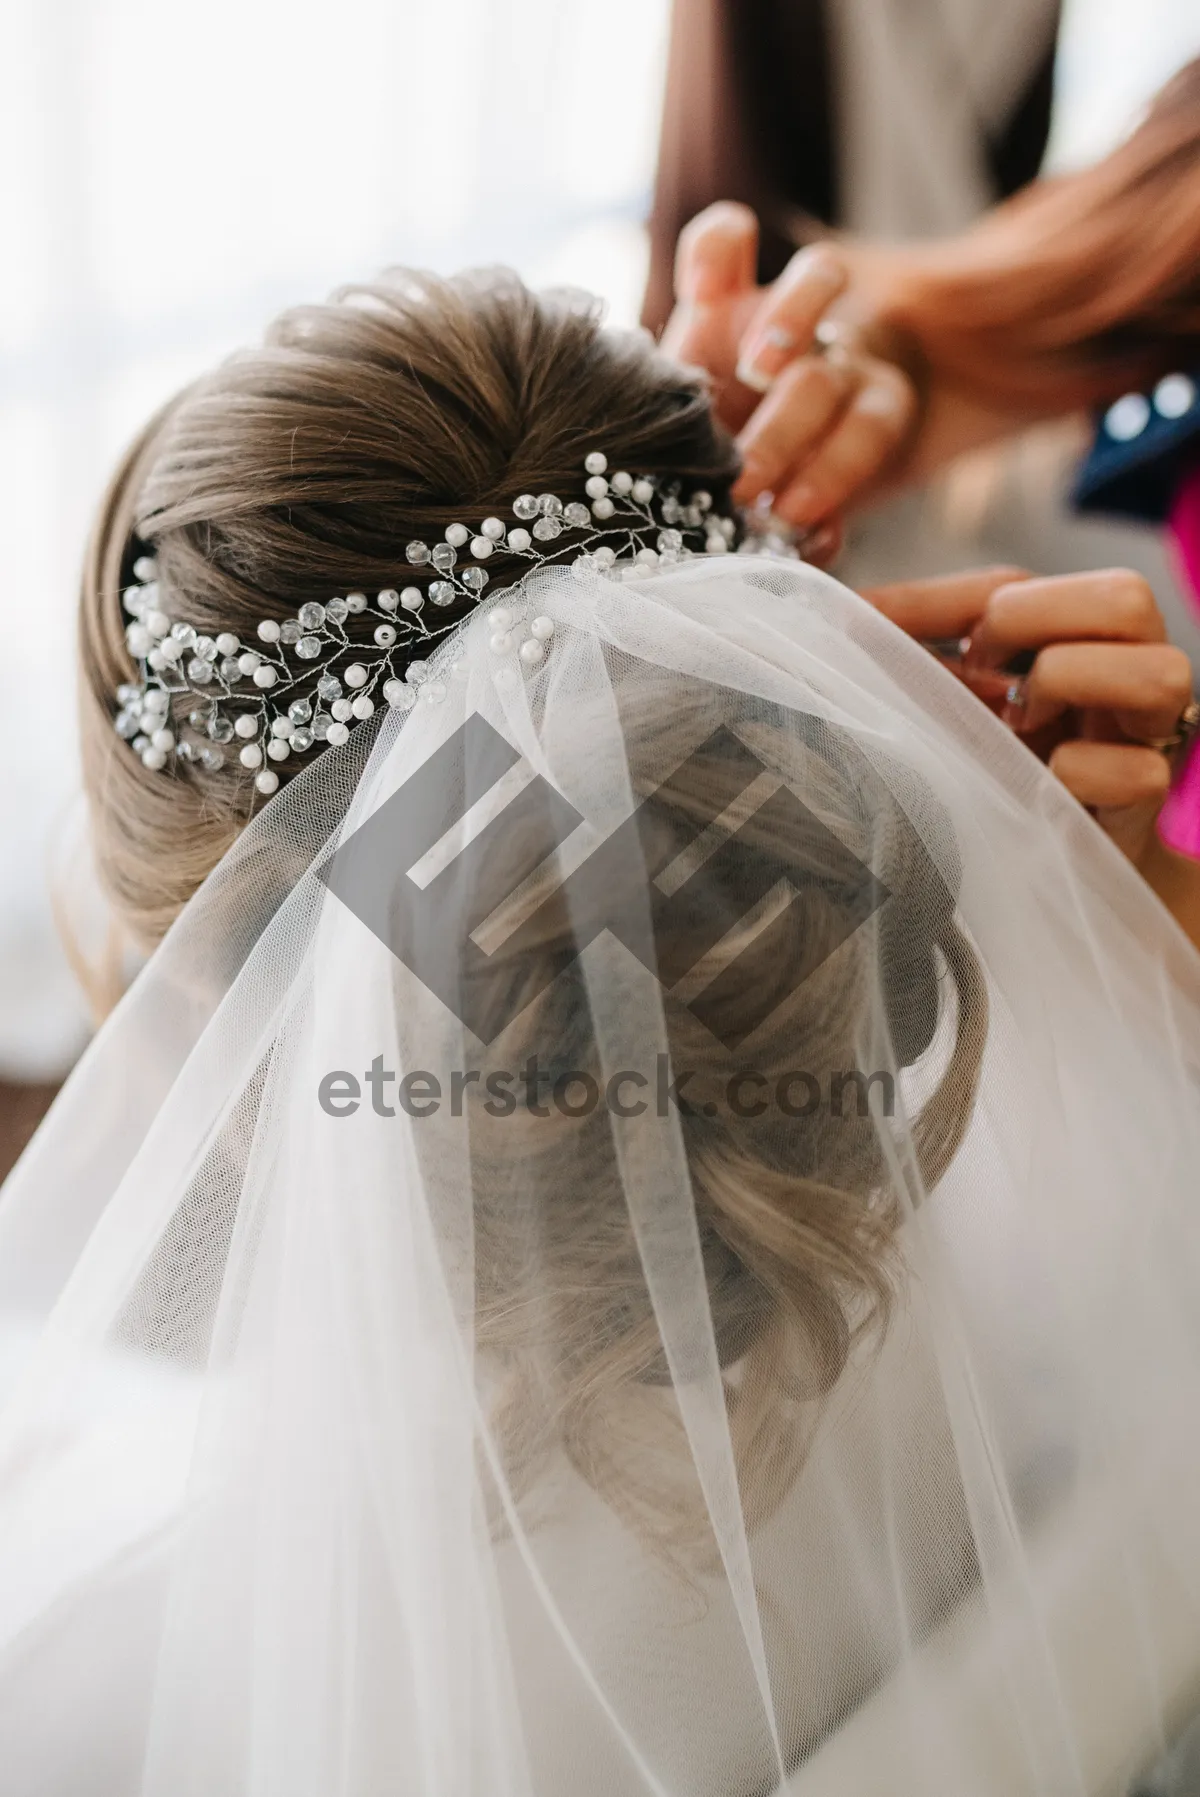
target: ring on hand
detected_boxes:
[1129,698,1200,756]
[812,319,860,365]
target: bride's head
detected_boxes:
[79,268,985,1551]
[81,270,738,946]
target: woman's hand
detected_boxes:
[662,203,918,531]
[862,567,1200,942]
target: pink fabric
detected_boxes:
[1169,464,1200,609]
[1157,466,1200,859]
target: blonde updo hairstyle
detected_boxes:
[80,271,739,950]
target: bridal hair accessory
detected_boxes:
[115,453,767,794]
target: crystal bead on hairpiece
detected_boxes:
[114,454,784,794]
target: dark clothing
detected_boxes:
[1073,370,1200,526]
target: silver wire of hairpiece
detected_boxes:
[115,453,790,793]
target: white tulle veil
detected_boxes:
[1,555,1200,1796]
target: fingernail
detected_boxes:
[805,522,841,563]
[855,383,904,420]
[733,474,773,507]
[689,206,756,300]
[732,456,767,497]
[736,356,775,395]
[736,325,798,392]
[705,201,756,233]
[784,482,821,523]
[783,245,846,294]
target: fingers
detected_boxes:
[735,354,915,519]
[735,245,848,392]
[1048,740,1169,864]
[769,362,916,525]
[1047,740,1172,811]
[861,560,1192,864]
[732,357,854,503]
[1016,641,1194,738]
[675,202,759,305]
[968,569,1167,670]
[803,517,846,567]
[661,303,733,377]
[861,567,1031,640]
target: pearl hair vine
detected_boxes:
[114,452,788,795]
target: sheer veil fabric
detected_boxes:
[0,557,1199,1795]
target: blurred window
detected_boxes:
[0,0,668,1074]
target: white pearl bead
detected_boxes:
[125,625,152,657]
[631,479,654,504]
[147,648,167,671]
[471,536,494,559]
[215,633,240,656]
[383,678,410,707]
[529,616,554,641]
[159,637,183,662]
[132,555,158,583]
[377,588,400,612]
[255,770,279,795]
[506,528,531,553]
[584,452,608,475]
[270,715,294,737]
[480,516,505,540]
[584,474,609,500]
[257,620,281,643]
[351,695,375,719]
[591,497,615,520]
[141,746,167,771]
[400,586,424,611]
[267,739,290,761]
[253,666,277,688]
[519,638,545,666]
[145,610,171,638]
[326,722,350,746]
[142,688,169,712]
[636,547,659,565]
[374,624,397,647]
[239,743,263,768]
[150,727,175,751]
[610,471,633,495]
[237,651,261,675]
[344,663,369,688]
[331,699,353,722]
[445,523,470,548]
[490,632,512,655]
[489,606,514,630]
[234,715,258,739]
[345,592,367,612]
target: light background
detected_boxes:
[3,0,1200,1076]
[0,0,670,1073]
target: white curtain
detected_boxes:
[0,0,669,1077]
